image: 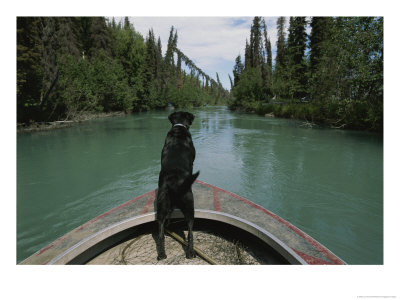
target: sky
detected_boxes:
[114,17,286,90]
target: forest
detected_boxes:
[17,17,229,124]
[230,17,383,131]
[17,17,383,132]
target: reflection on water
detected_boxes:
[17,106,383,264]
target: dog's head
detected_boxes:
[168,111,195,129]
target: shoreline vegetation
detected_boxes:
[228,17,383,132]
[17,17,383,133]
[17,17,229,130]
[17,111,127,133]
[233,99,383,131]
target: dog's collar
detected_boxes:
[173,123,187,129]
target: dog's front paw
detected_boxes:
[157,253,167,260]
[186,250,196,259]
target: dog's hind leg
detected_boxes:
[156,188,168,260]
[181,192,196,259]
[186,217,195,259]
[157,218,167,260]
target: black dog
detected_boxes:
[156,111,199,260]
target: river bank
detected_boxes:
[230,100,383,133]
[17,111,127,133]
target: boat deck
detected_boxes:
[20,180,345,265]
[86,228,277,265]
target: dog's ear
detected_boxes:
[186,112,195,125]
[168,112,178,124]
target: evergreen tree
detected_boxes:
[165,26,177,67]
[144,29,157,103]
[276,17,286,68]
[286,17,308,99]
[111,17,117,29]
[38,17,83,119]
[124,17,131,30]
[74,17,92,58]
[310,17,332,75]
[309,17,336,101]
[177,51,182,89]
[162,25,178,96]
[244,39,251,69]
[232,54,244,88]
[39,17,59,115]
[272,16,289,99]
[249,17,263,68]
[228,74,234,90]
[17,17,43,123]
[58,17,80,58]
[266,35,272,71]
[261,18,273,99]
[156,37,163,78]
[216,72,221,87]
[89,17,111,57]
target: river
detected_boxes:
[17,106,383,264]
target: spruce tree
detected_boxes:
[261,18,272,99]
[156,37,163,78]
[124,17,131,30]
[244,39,251,69]
[228,74,234,90]
[310,17,331,75]
[89,17,111,57]
[177,51,182,89]
[216,72,221,87]
[249,17,263,68]
[266,37,272,70]
[75,17,92,58]
[111,17,117,29]
[58,17,80,58]
[165,26,177,72]
[232,55,244,88]
[17,17,43,123]
[39,17,61,117]
[309,17,335,101]
[144,29,156,96]
[273,16,289,99]
[276,17,286,68]
[286,17,308,99]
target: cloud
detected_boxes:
[131,17,251,61]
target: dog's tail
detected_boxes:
[168,171,200,197]
[179,171,200,195]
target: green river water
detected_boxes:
[17,106,383,264]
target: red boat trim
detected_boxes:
[74,190,154,232]
[36,243,54,256]
[141,191,156,214]
[34,190,155,260]
[213,189,221,211]
[196,180,344,265]
[292,249,333,265]
[36,233,69,257]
